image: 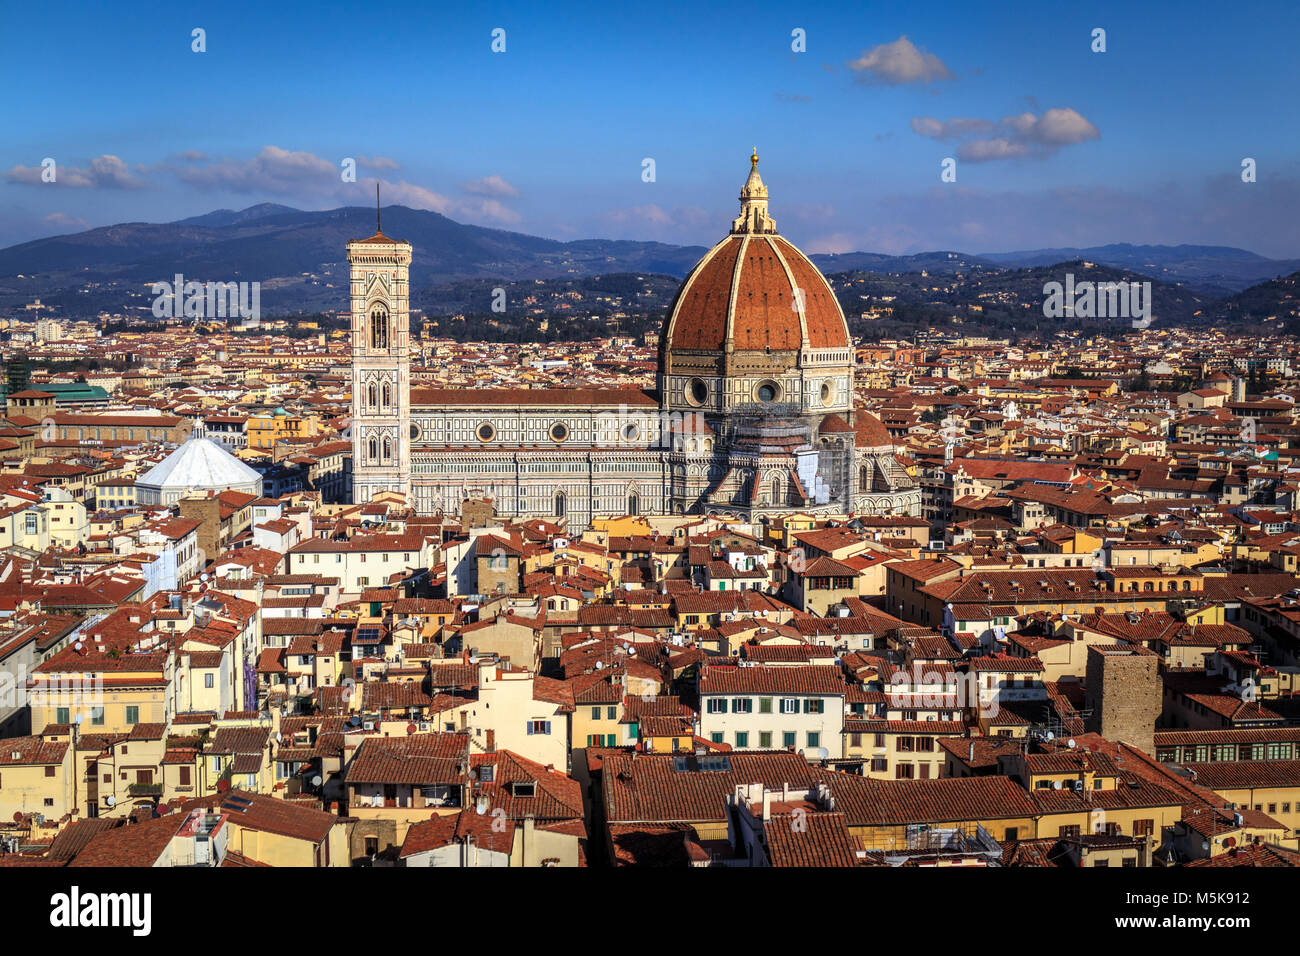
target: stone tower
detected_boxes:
[1084,645,1161,755]
[347,196,412,505]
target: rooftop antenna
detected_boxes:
[376,181,382,234]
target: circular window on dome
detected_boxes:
[549,422,570,442]
[409,422,422,441]
[622,422,640,442]
[687,378,708,406]
[475,422,496,442]
[755,380,781,404]
[820,381,834,405]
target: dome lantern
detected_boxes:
[732,148,777,235]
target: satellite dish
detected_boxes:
[475,796,489,816]
[311,775,322,787]
[73,714,83,725]
[105,795,116,807]
[275,732,282,742]
[1067,739,1076,749]
[1053,780,1063,790]
[1045,731,1054,741]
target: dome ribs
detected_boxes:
[732,238,800,351]
[776,237,850,350]
[666,236,742,352]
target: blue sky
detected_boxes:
[2,0,1298,256]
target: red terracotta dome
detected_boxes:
[854,409,892,448]
[665,234,850,354]
[661,153,850,366]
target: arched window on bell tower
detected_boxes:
[769,476,781,504]
[367,383,377,409]
[627,493,640,516]
[381,382,392,409]
[382,435,393,461]
[370,306,389,351]
[368,436,378,461]
[859,464,870,489]
[554,492,566,518]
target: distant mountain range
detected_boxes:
[0,202,707,316]
[0,204,1296,330]
[975,243,1300,298]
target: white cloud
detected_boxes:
[460,175,520,198]
[604,204,675,226]
[911,116,995,140]
[958,138,1031,162]
[174,145,336,192]
[42,212,89,230]
[911,107,1100,162]
[147,146,522,224]
[1019,107,1101,145]
[357,155,400,171]
[849,36,952,86]
[384,179,522,224]
[4,154,145,189]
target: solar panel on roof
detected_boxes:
[221,795,253,813]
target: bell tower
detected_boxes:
[347,186,412,505]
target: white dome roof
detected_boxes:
[137,437,262,491]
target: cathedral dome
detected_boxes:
[661,153,850,368]
[853,409,892,449]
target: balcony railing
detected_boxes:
[127,783,163,797]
